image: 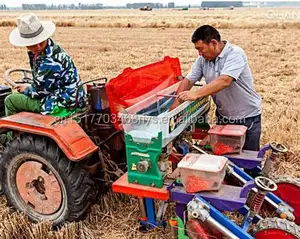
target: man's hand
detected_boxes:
[14,84,30,93]
[169,99,180,111]
[177,91,199,102]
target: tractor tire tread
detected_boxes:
[271,175,300,187]
[0,133,95,225]
[253,217,300,237]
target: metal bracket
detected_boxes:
[276,202,296,221]
[187,197,210,222]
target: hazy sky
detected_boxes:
[2,0,295,7]
[1,0,202,7]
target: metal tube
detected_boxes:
[191,144,208,155]
[138,197,147,218]
[261,157,273,176]
[231,170,247,184]
[206,216,239,239]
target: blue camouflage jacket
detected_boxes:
[24,38,85,114]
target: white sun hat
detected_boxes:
[9,13,56,47]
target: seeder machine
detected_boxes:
[112,57,300,239]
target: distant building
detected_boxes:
[0,4,7,10]
[168,2,175,8]
[243,1,300,7]
[201,1,243,8]
[126,3,163,9]
[22,4,47,10]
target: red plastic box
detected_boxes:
[208,125,247,155]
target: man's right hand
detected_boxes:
[14,84,30,93]
[169,78,194,111]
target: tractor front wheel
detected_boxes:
[0,134,95,226]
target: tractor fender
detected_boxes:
[0,112,98,161]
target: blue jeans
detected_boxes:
[216,112,261,151]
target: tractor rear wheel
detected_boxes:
[0,134,95,226]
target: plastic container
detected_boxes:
[119,82,210,147]
[178,153,228,193]
[208,125,247,155]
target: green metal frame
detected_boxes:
[125,132,163,187]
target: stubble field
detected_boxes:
[0,8,299,239]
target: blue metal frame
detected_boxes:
[140,198,167,228]
[195,195,254,239]
[145,198,156,226]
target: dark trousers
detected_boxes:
[216,112,262,151]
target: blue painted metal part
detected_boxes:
[233,164,253,182]
[175,203,186,222]
[169,185,195,205]
[225,150,262,169]
[241,211,252,231]
[239,205,250,216]
[225,144,269,170]
[257,144,270,158]
[248,166,262,177]
[198,185,248,211]
[194,196,254,239]
[238,205,263,223]
[170,183,248,212]
[143,198,157,228]
[240,180,255,198]
[176,141,190,155]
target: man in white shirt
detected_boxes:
[173,25,262,150]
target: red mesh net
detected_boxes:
[106,56,182,130]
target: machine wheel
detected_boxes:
[0,134,95,226]
[271,176,300,224]
[253,217,300,238]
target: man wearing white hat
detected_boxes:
[5,13,85,117]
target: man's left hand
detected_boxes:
[14,84,30,93]
[177,91,199,102]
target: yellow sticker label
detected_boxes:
[132,163,137,171]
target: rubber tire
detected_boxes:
[0,134,95,226]
[253,217,300,238]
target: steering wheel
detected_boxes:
[4,68,33,87]
[255,176,278,192]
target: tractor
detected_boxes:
[0,56,183,226]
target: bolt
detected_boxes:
[39,194,47,200]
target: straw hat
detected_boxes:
[9,13,55,47]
